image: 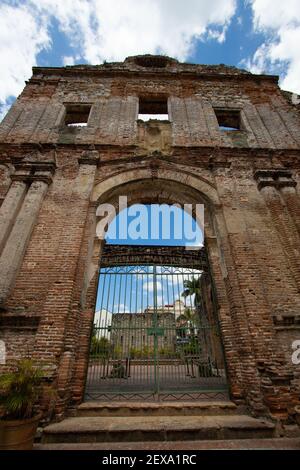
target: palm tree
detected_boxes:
[181,276,207,357]
[181,277,203,335]
[181,277,202,312]
[176,309,195,335]
[183,306,196,322]
[182,307,196,337]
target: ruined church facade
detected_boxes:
[0,55,300,423]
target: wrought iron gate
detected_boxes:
[85,245,228,401]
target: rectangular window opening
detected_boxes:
[138,96,169,122]
[215,109,241,131]
[64,104,91,127]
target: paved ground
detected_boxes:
[35,438,300,450]
[86,363,226,395]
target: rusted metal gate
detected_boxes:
[85,245,227,401]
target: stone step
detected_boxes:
[42,415,275,443]
[77,400,238,417]
[36,437,300,450]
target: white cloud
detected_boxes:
[62,55,76,66]
[246,0,300,93]
[0,0,237,117]
[144,280,162,293]
[113,303,130,313]
[32,0,236,62]
[0,2,50,119]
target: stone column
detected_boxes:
[0,179,49,306]
[255,170,300,292]
[0,179,27,254]
[254,169,300,418]
[279,185,300,239]
[212,207,264,409]
[32,150,100,418]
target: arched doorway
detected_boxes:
[82,171,229,401]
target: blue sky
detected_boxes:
[97,204,203,311]
[95,265,202,312]
[0,0,300,120]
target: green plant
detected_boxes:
[90,335,111,357]
[141,345,154,358]
[0,359,43,420]
[181,277,206,327]
[159,346,176,357]
[181,337,201,356]
[128,345,155,359]
[113,345,123,359]
[129,347,140,359]
[181,277,202,306]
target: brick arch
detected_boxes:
[91,166,220,207]
[70,169,246,407]
[87,174,218,291]
[93,177,212,242]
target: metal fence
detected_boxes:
[85,247,228,401]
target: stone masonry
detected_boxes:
[0,55,300,424]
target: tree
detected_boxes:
[182,307,197,335]
[181,276,203,325]
[90,324,111,357]
[181,276,206,356]
[183,307,196,322]
[181,277,202,307]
